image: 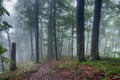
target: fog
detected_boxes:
[0,0,120,73]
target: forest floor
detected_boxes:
[0,57,120,80]
[22,60,105,80]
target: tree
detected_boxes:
[76,0,85,61]
[91,0,102,60]
[0,0,13,72]
[53,0,58,60]
[46,0,76,60]
[15,0,40,62]
[35,0,40,63]
[0,44,7,72]
[10,43,17,71]
[47,0,54,60]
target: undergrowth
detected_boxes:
[0,57,120,80]
[56,57,120,79]
[81,58,120,76]
[0,62,36,80]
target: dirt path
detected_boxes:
[22,61,54,80]
[21,60,105,80]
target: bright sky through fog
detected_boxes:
[2,0,17,38]
[3,0,17,13]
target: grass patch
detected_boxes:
[0,62,38,80]
[55,57,120,79]
[81,57,120,79]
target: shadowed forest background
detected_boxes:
[0,0,120,80]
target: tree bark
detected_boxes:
[30,26,34,61]
[10,42,17,71]
[86,31,90,55]
[71,25,74,59]
[53,0,58,60]
[67,39,70,56]
[40,19,43,59]
[35,0,39,63]
[76,0,85,61]
[47,0,54,60]
[60,26,64,58]
[1,55,4,72]
[91,0,102,60]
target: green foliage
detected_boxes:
[65,57,120,79]
[0,4,12,31]
[0,45,7,55]
[103,47,112,56]
[0,44,13,64]
[72,61,80,67]
[0,21,12,31]
[57,0,74,12]
[113,51,120,56]
[0,6,10,16]
[2,57,14,64]
[0,62,35,80]
[60,63,68,69]
[85,8,93,21]
[81,58,120,78]
[85,26,92,32]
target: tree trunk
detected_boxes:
[60,26,64,58]
[67,40,70,56]
[76,0,85,61]
[86,31,90,55]
[91,0,102,60]
[10,42,17,71]
[65,41,68,56]
[53,0,58,60]
[40,19,43,59]
[47,0,54,60]
[30,26,34,61]
[0,3,8,71]
[71,25,74,59]
[1,55,4,72]
[60,40,63,58]
[35,0,39,63]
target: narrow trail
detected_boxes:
[22,60,105,80]
[21,59,119,80]
[23,61,54,80]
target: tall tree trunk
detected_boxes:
[65,41,68,56]
[47,0,54,60]
[40,19,43,59]
[60,40,63,58]
[0,1,4,72]
[60,26,64,58]
[91,0,102,60]
[71,25,74,59]
[67,39,70,56]
[53,0,58,60]
[86,31,90,55]
[35,0,39,63]
[28,6,34,61]
[30,26,34,61]
[76,0,85,61]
